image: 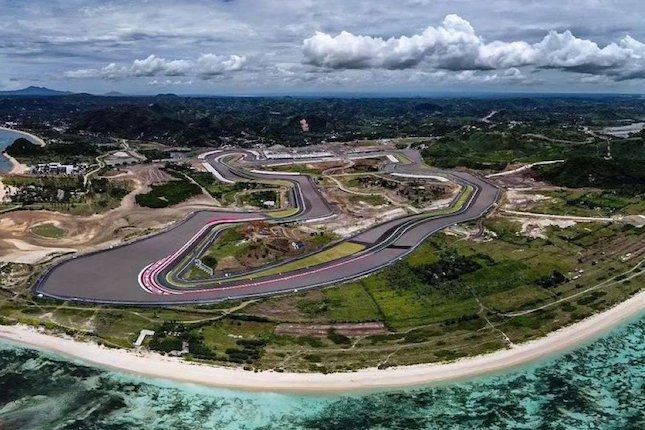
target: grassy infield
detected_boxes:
[184,183,473,283]
[30,223,65,239]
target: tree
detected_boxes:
[202,255,218,268]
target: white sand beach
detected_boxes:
[2,152,29,174]
[0,290,642,394]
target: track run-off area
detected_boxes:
[34,149,500,304]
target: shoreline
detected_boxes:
[0,125,47,147]
[2,152,29,174]
[0,290,642,394]
[0,126,45,175]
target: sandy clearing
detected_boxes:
[503,189,552,209]
[328,207,408,237]
[486,160,565,178]
[0,238,74,264]
[2,153,30,174]
[503,210,617,223]
[515,217,578,239]
[0,181,17,203]
[0,165,221,264]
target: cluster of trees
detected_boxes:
[149,321,187,353]
[535,270,568,288]
[534,157,645,193]
[3,175,128,205]
[242,190,277,207]
[5,93,643,149]
[201,255,218,269]
[225,339,267,364]
[356,176,399,190]
[385,252,489,297]
[148,321,217,360]
[327,328,351,345]
[6,137,98,164]
[3,95,645,190]
[134,178,201,208]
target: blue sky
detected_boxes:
[1,0,644,94]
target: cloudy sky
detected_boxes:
[1,0,644,95]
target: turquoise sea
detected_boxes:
[0,315,643,429]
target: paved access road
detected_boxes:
[34,149,499,304]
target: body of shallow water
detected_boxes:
[0,128,37,173]
[0,315,643,429]
[0,129,19,172]
[601,122,645,138]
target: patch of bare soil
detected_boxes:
[490,169,549,189]
[209,223,328,274]
[512,217,578,239]
[321,186,391,218]
[305,161,346,174]
[216,256,240,272]
[327,158,382,175]
[444,223,497,242]
[321,207,408,237]
[275,322,388,337]
[318,180,458,237]
[0,164,219,264]
[0,180,18,203]
[503,189,553,211]
[249,299,302,320]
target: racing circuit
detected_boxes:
[34,148,500,304]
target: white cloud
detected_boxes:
[3,1,645,92]
[149,79,194,86]
[64,54,247,80]
[195,54,247,76]
[303,14,645,80]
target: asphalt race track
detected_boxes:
[34,149,500,304]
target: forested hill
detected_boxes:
[70,98,447,146]
[1,94,644,148]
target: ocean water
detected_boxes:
[0,128,39,173]
[0,316,643,430]
[0,129,18,172]
[0,129,27,173]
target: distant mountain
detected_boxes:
[0,86,74,96]
[155,93,180,98]
[104,91,128,97]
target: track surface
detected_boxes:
[34,150,499,304]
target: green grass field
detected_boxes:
[267,207,300,218]
[528,189,645,217]
[202,226,248,260]
[422,130,603,170]
[349,194,387,206]
[30,223,65,239]
[241,241,365,279]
